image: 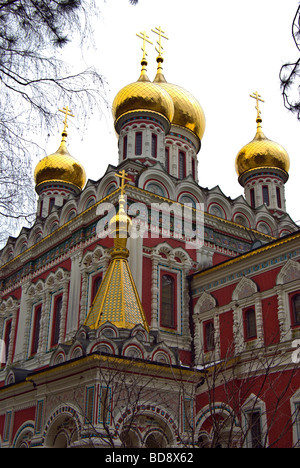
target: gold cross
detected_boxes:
[59,106,74,133]
[151,26,168,57]
[136,31,153,61]
[250,91,265,118]
[115,170,131,196]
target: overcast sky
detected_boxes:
[44,0,300,225]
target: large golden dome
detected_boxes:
[34,133,86,193]
[112,66,174,132]
[235,117,290,182]
[154,69,206,143]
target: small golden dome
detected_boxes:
[235,117,290,181]
[154,64,206,143]
[34,133,86,192]
[112,65,174,132]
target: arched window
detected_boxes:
[161,274,176,329]
[51,295,62,347]
[31,305,42,355]
[245,308,256,339]
[292,294,300,326]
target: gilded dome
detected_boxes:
[235,118,290,181]
[34,133,86,193]
[154,66,206,143]
[112,68,174,132]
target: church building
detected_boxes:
[0,29,299,448]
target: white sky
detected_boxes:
[44,0,300,225]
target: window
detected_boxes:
[244,308,256,339]
[3,320,12,365]
[276,187,282,209]
[91,274,102,304]
[292,294,300,326]
[51,295,62,347]
[151,133,157,158]
[31,305,42,355]
[49,197,55,213]
[39,200,44,217]
[135,132,142,155]
[85,386,95,424]
[192,158,196,180]
[179,151,186,179]
[247,411,262,448]
[165,147,169,172]
[99,387,111,425]
[250,188,255,208]
[204,321,215,351]
[262,186,269,206]
[161,274,176,329]
[123,135,127,160]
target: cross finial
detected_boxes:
[59,106,74,134]
[115,170,131,196]
[250,91,265,119]
[136,30,153,62]
[151,26,168,58]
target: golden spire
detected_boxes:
[136,30,153,81]
[152,26,168,81]
[84,173,149,331]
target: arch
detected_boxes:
[232,277,258,301]
[43,405,82,448]
[194,291,217,315]
[276,259,300,285]
[87,338,118,356]
[116,403,179,448]
[78,185,97,213]
[195,403,241,448]
[12,422,34,448]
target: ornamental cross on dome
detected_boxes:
[115,170,131,196]
[250,91,265,119]
[136,31,153,61]
[59,106,74,133]
[151,26,168,58]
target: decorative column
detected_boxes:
[150,253,160,330]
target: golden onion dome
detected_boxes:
[235,116,290,182]
[34,132,86,193]
[154,60,206,144]
[112,61,174,133]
